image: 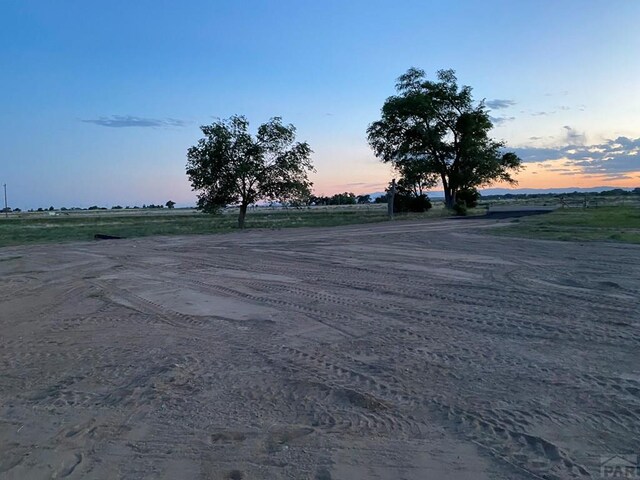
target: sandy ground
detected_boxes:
[1,219,639,479]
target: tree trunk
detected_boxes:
[442,175,455,209]
[443,180,456,209]
[238,202,248,229]
[444,188,456,209]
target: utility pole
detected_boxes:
[3,184,7,218]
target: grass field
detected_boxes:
[3,201,639,247]
[492,205,640,244]
[0,204,458,247]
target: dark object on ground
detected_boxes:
[94,234,124,240]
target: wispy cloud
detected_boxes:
[486,99,516,110]
[512,135,640,175]
[562,125,585,144]
[82,115,187,128]
[490,115,515,126]
[544,90,569,97]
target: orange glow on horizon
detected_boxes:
[513,160,640,189]
[311,159,640,196]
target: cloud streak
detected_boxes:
[490,115,515,126]
[486,99,516,110]
[82,115,187,128]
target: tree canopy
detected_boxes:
[367,68,522,208]
[186,115,314,228]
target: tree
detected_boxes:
[329,192,356,205]
[367,68,522,208]
[186,115,314,228]
[165,200,176,209]
[309,194,330,206]
[356,194,371,204]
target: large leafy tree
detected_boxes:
[186,115,314,228]
[367,68,522,208]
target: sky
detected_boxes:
[1,0,639,209]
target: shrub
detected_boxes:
[453,201,468,216]
[394,193,432,213]
[457,188,480,208]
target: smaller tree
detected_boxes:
[187,115,314,228]
[329,192,356,205]
[165,200,176,209]
[356,194,371,204]
[309,195,330,206]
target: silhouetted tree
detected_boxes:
[367,68,522,208]
[186,115,314,228]
[356,194,371,204]
[308,195,329,206]
[166,200,176,209]
[329,192,356,205]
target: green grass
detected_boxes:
[0,205,448,247]
[492,206,640,244]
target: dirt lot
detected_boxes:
[1,219,639,479]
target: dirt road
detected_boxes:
[1,219,639,479]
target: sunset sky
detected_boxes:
[1,0,639,208]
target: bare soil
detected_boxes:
[1,219,639,479]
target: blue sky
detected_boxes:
[1,0,639,208]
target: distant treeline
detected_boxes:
[309,193,372,205]
[9,201,178,213]
[6,188,639,214]
[481,188,640,201]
